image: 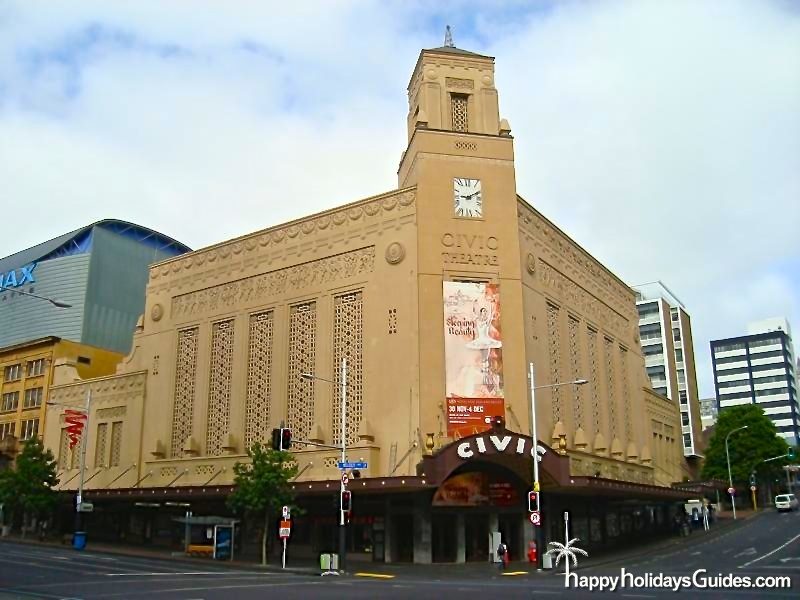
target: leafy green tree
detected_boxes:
[702,404,790,485]
[227,443,298,565]
[0,439,59,531]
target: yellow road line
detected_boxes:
[502,571,529,576]
[355,572,396,579]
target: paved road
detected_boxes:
[0,510,797,598]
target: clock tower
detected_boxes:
[400,35,527,445]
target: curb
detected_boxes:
[576,511,765,571]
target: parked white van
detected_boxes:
[774,493,798,512]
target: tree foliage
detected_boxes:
[0,438,60,527]
[227,443,298,564]
[701,404,790,484]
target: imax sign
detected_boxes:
[1,263,36,288]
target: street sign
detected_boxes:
[338,461,367,470]
[728,487,735,495]
[78,502,94,513]
[279,520,291,539]
[533,482,540,492]
[750,485,757,492]
[341,473,349,486]
[282,505,290,519]
[529,511,541,526]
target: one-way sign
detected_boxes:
[338,461,367,470]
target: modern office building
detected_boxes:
[699,397,718,430]
[43,39,705,564]
[711,317,800,446]
[0,220,191,355]
[634,282,703,458]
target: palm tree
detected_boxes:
[546,537,588,579]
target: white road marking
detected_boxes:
[734,547,757,557]
[739,532,800,568]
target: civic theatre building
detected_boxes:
[44,44,703,563]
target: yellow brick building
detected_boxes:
[0,337,122,468]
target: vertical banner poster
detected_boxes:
[443,282,505,438]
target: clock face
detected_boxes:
[453,178,482,218]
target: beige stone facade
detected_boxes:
[43,45,691,506]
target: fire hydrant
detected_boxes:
[527,540,538,563]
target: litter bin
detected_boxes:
[542,552,553,569]
[320,553,331,571]
[73,531,87,551]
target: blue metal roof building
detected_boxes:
[0,220,191,354]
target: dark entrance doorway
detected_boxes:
[431,514,457,562]
[464,513,488,561]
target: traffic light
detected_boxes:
[527,490,538,512]
[340,490,352,512]
[281,428,292,450]
[788,448,796,461]
[271,428,281,450]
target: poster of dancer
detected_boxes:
[443,282,505,438]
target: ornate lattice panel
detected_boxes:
[451,94,468,132]
[97,406,126,419]
[70,437,80,470]
[620,346,631,441]
[605,337,617,439]
[206,320,235,456]
[110,421,122,467]
[94,422,108,467]
[245,311,274,448]
[58,428,69,470]
[587,327,600,436]
[546,303,562,424]
[568,317,583,430]
[333,292,364,446]
[288,303,317,441]
[171,327,199,457]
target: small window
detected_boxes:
[679,390,688,404]
[3,364,21,381]
[681,413,690,426]
[24,387,43,409]
[683,434,692,447]
[673,328,681,342]
[0,422,14,440]
[20,418,39,440]
[675,349,683,362]
[26,359,45,377]
[1,392,19,412]
[451,94,469,132]
[77,356,91,365]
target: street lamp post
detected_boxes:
[71,389,92,547]
[528,362,588,571]
[301,358,348,573]
[725,425,748,520]
[0,284,71,308]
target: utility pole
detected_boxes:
[74,389,91,546]
[339,358,347,573]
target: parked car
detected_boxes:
[774,493,799,512]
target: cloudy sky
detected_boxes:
[1,0,798,397]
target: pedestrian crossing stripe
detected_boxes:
[355,573,396,579]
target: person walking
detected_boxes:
[496,540,508,571]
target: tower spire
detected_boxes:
[444,25,454,48]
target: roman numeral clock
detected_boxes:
[453,178,482,218]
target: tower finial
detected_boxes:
[444,25,454,48]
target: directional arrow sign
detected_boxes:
[734,547,757,558]
[338,462,367,470]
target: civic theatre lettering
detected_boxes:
[456,434,547,462]
[441,233,498,266]
[0,263,36,288]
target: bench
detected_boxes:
[186,544,214,557]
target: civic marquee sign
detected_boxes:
[0,263,36,288]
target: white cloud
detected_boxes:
[1,1,798,397]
